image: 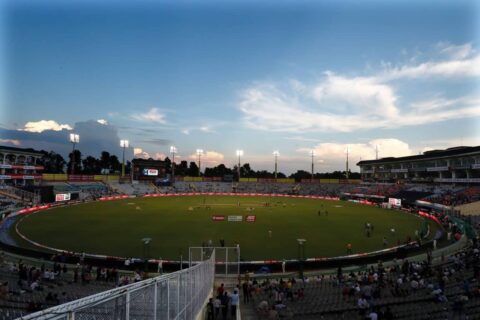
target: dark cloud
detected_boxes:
[0,120,134,159]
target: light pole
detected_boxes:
[141,237,152,272]
[345,146,350,180]
[196,149,203,177]
[120,140,129,177]
[375,144,380,160]
[69,133,80,175]
[297,238,307,280]
[273,151,279,180]
[309,150,315,181]
[170,146,177,184]
[236,150,243,181]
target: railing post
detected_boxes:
[126,291,130,320]
[177,275,180,317]
[154,280,158,320]
[225,248,228,276]
[167,279,170,320]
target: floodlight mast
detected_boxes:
[273,151,279,180]
[309,150,315,181]
[170,146,177,184]
[69,133,80,175]
[196,149,203,177]
[346,146,350,180]
[236,150,243,180]
[120,140,129,177]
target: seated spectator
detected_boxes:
[0,281,9,300]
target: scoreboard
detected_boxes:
[132,158,166,181]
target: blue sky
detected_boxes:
[1,0,479,173]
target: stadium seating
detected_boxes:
[246,245,480,319]
[0,261,118,320]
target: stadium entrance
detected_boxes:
[188,246,240,276]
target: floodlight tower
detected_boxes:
[236,150,243,180]
[69,133,80,175]
[309,150,315,181]
[196,149,203,176]
[273,151,279,180]
[375,144,379,160]
[120,140,129,177]
[345,146,350,179]
[170,146,177,183]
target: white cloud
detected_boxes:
[0,138,21,146]
[133,147,167,160]
[200,126,214,133]
[131,108,166,124]
[436,42,475,60]
[188,150,225,167]
[97,119,108,125]
[298,138,414,164]
[238,42,480,133]
[312,73,399,119]
[419,137,480,151]
[284,136,319,142]
[181,126,215,135]
[133,147,150,159]
[379,54,480,80]
[19,120,72,133]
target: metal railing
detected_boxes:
[19,251,215,320]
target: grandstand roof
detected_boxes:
[0,145,44,156]
[357,146,480,166]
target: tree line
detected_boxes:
[38,150,360,179]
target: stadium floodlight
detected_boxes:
[120,140,129,177]
[69,133,80,144]
[69,133,80,175]
[273,151,279,180]
[345,146,350,180]
[375,144,380,160]
[196,149,203,176]
[309,150,315,181]
[170,146,177,184]
[236,150,243,180]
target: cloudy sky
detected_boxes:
[1,0,479,173]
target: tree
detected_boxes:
[164,157,172,174]
[177,160,188,176]
[187,161,199,176]
[82,156,100,174]
[100,151,111,171]
[67,150,82,174]
[204,164,233,177]
[40,151,66,173]
[125,160,132,174]
[109,155,121,173]
[289,170,311,181]
[241,163,252,177]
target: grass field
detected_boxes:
[15,196,438,260]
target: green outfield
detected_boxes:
[15,196,438,260]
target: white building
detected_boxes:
[357,146,480,184]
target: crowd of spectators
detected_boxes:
[0,252,147,319]
[244,240,480,319]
